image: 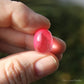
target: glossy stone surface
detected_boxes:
[34,29,53,53]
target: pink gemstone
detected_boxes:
[34,29,53,53]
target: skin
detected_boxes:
[0,0,66,84]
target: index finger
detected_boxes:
[0,1,50,34]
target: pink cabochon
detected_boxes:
[34,29,53,53]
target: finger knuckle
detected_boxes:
[12,1,25,8]
[15,1,24,7]
[4,58,27,84]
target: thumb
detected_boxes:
[0,51,59,84]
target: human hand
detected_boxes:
[0,0,66,84]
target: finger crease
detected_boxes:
[4,68,10,84]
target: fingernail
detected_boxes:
[35,56,58,77]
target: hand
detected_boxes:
[0,0,66,84]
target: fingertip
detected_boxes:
[36,14,51,30]
[34,53,59,77]
[51,36,66,55]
